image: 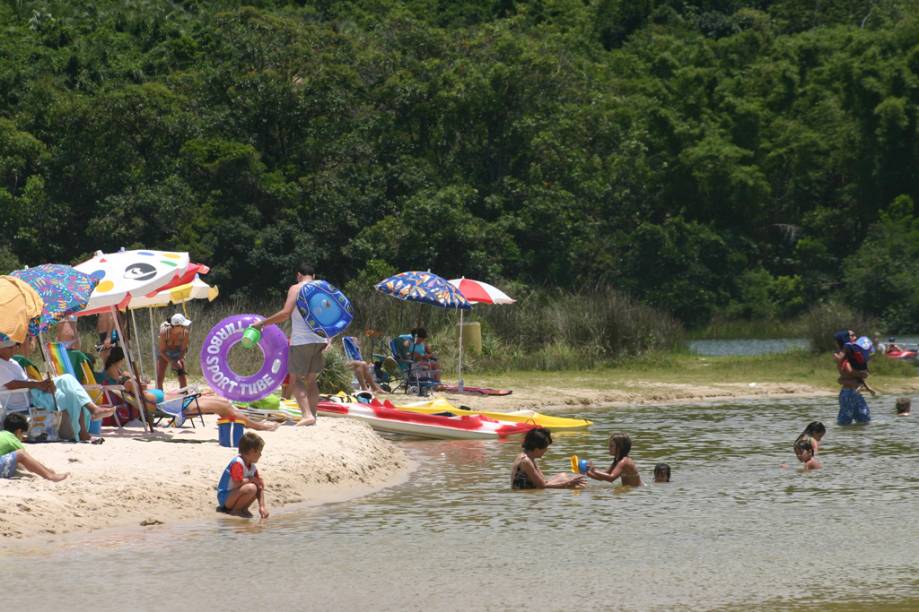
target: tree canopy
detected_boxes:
[2,0,918,328]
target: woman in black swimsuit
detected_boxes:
[511,427,586,490]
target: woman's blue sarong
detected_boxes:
[838,387,871,425]
[30,374,92,441]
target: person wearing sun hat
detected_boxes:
[156,313,192,391]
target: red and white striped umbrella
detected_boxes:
[448,278,514,392]
[448,278,515,305]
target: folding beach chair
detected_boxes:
[151,393,205,428]
[342,336,363,390]
[114,387,205,429]
[44,341,128,427]
[6,352,63,441]
[343,335,394,392]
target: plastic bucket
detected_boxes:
[89,419,102,435]
[241,326,262,349]
[218,420,245,448]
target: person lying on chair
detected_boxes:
[0,341,113,442]
[101,347,279,432]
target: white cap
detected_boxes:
[170,313,192,327]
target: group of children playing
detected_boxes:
[509,417,829,493]
[510,427,670,490]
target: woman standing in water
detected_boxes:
[834,330,872,425]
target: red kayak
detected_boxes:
[316,398,533,439]
[439,385,513,396]
[886,349,917,360]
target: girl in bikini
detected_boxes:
[586,432,642,487]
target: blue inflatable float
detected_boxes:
[296,280,353,337]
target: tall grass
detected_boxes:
[343,286,685,373]
[801,303,879,353]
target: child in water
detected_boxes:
[511,427,586,490]
[794,435,821,471]
[587,432,642,487]
[795,421,826,454]
[653,463,671,483]
[217,432,269,518]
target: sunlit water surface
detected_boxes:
[2,397,917,611]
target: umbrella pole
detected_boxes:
[130,309,145,383]
[112,306,150,432]
[457,309,464,392]
[148,308,157,390]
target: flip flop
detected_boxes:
[90,437,105,445]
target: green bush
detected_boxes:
[801,302,878,353]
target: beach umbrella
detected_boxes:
[10,264,99,336]
[0,275,44,345]
[74,249,191,314]
[127,274,218,310]
[448,278,515,305]
[74,249,191,432]
[448,278,516,391]
[374,271,472,311]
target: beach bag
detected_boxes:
[27,409,62,442]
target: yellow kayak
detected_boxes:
[395,397,592,430]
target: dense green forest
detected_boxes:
[2,0,919,329]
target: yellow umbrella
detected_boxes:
[0,275,44,344]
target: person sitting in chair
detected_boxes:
[0,340,113,442]
[101,347,278,431]
[347,360,387,394]
[397,327,441,384]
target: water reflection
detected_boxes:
[1,396,916,611]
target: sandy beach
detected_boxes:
[2,415,408,541]
[438,379,836,412]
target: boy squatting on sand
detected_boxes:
[217,432,269,518]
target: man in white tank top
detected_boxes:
[252,263,328,426]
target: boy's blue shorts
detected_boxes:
[838,388,871,425]
[0,451,18,478]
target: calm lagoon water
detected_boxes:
[2,396,917,611]
[689,337,810,356]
